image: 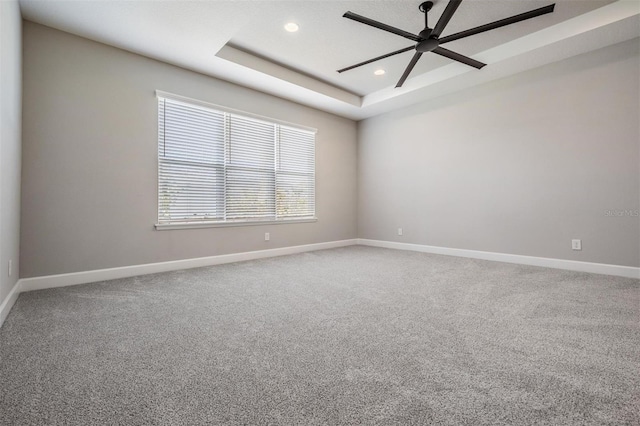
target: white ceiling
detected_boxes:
[18,0,640,120]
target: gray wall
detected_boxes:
[18,21,640,278]
[21,22,357,278]
[358,39,640,268]
[0,0,22,303]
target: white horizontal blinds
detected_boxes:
[226,114,276,220]
[158,98,225,223]
[277,126,315,218]
[157,93,316,225]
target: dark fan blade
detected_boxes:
[343,11,421,42]
[337,46,416,73]
[431,0,462,38]
[439,4,555,44]
[396,51,423,88]
[432,47,485,69]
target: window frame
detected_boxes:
[155,91,317,230]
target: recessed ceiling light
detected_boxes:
[284,22,299,32]
[374,69,386,76]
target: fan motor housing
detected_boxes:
[416,38,439,53]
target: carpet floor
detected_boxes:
[0,246,638,425]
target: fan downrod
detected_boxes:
[416,1,438,51]
[418,1,435,40]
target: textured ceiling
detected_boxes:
[18,0,640,119]
[230,0,613,95]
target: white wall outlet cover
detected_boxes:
[265,232,270,241]
[572,239,582,250]
[398,228,403,236]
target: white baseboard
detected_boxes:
[4,237,637,329]
[19,239,359,293]
[0,279,22,329]
[358,239,640,279]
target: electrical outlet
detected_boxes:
[572,239,582,251]
[265,232,270,241]
[398,228,403,236]
[8,260,12,277]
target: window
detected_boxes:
[157,93,316,228]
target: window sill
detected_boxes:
[155,217,318,231]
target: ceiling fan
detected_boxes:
[338,0,555,88]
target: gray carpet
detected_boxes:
[0,246,638,425]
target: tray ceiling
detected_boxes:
[19,0,640,120]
